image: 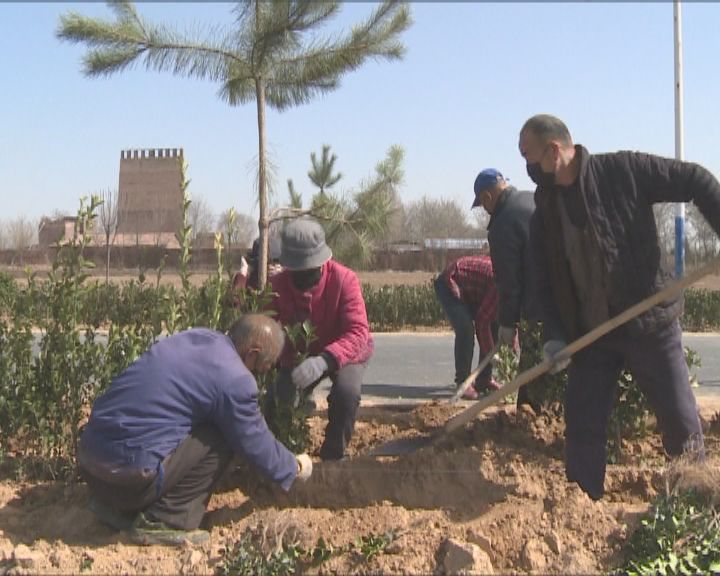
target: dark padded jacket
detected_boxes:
[487,186,540,327]
[530,145,720,342]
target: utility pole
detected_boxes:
[674,0,685,278]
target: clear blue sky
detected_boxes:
[2,2,720,225]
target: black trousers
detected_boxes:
[80,424,232,530]
[273,362,364,460]
[564,319,704,500]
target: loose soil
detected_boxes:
[1,399,719,575]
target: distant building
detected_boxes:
[423,238,488,251]
[116,148,184,248]
[193,232,217,250]
[38,216,82,247]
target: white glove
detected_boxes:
[239,256,249,277]
[497,325,517,347]
[543,340,570,374]
[291,356,328,390]
[295,453,313,482]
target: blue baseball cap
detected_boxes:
[472,168,504,208]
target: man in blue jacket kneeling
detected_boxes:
[78,314,312,546]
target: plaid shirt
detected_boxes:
[443,255,498,354]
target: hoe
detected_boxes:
[369,256,720,457]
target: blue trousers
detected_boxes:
[565,319,704,500]
[434,276,492,386]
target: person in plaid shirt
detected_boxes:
[434,255,500,399]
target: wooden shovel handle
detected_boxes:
[442,256,720,435]
[448,346,497,405]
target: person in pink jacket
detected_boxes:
[268,217,373,460]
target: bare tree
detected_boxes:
[471,208,490,234]
[8,216,36,266]
[0,220,7,251]
[98,188,119,283]
[187,195,215,241]
[653,204,675,259]
[687,203,719,266]
[404,196,474,242]
[218,208,255,251]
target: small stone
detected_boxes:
[545,531,562,555]
[442,538,494,575]
[465,529,493,558]
[521,539,550,572]
[385,540,404,555]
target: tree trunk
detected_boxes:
[255,78,269,290]
[105,232,111,284]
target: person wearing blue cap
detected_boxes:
[518,113,719,500]
[472,168,542,412]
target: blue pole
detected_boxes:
[675,214,684,278]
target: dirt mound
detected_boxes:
[0,402,718,574]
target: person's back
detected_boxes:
[487,186,539,324]
[79,318,309,545]
[82,329,252,471]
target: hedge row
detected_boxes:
[2,272,719,333]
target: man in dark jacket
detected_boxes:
[268,217,373,461]
[518,113,720,500]
[472,168,540,410]
[79,314,312,546]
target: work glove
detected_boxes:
[239,256,249,278]
[291,356,328,390]
[543,340,570,374]
[497,325,517,348]
[295,453,313,482]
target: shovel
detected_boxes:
[368,256,720,457]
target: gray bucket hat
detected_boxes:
[280,217,333,271]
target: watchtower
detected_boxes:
[117,148,184,245]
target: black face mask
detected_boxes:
[526,161,555,188]
[291,267,322,291]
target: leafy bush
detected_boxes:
[617,486,720,575]
[682,288,720,331]
[362,282,445,330]
[217,525,397,576]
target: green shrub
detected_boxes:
[616,487,720,575]
[682,288,720,331]
[362,282,445,331]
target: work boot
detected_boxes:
[129,512,210,546]
[88,497,135,532]
[461,387,479,400]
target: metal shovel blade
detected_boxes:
[368,434,436,456]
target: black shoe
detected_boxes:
[89,497,135,531]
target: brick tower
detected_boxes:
[117,148,184,246]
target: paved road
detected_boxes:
[29,330,718,401]
[342,332,720,403]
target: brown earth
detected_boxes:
[1,398,719,575]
